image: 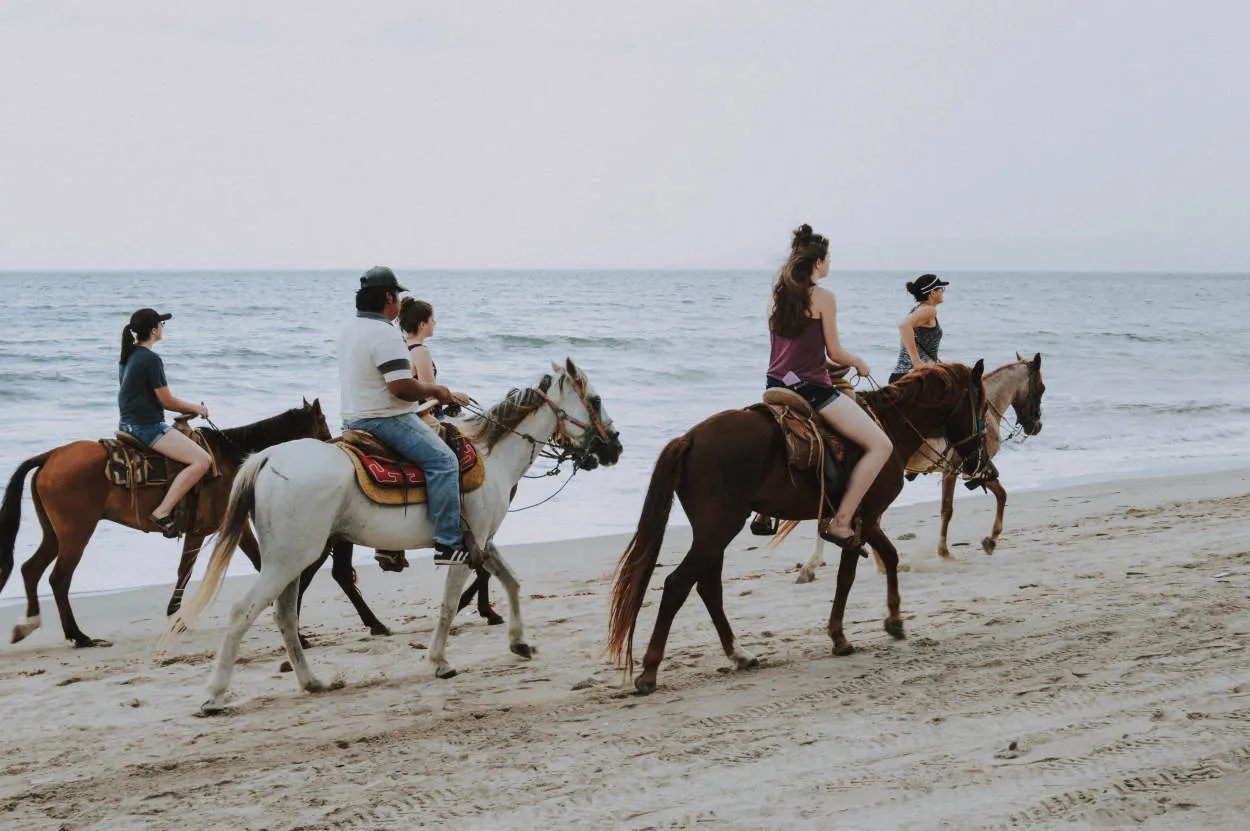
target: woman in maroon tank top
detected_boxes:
[767,224,892,548]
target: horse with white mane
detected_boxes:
[166,359,621,714]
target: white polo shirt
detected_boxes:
[338,312,415,421]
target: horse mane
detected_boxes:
[861,363,972,412]
[462,374,554,453]
[984,359,1026,380]
[206,406,315,464]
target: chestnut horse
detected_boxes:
[0,401,371,647]
[608,362,994,694]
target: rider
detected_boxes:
[889,273,949,383]
[766,225,892,549]
[338,267,475,566]
[397,297,454,420]
[118,308,212,538]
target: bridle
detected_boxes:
[987,361,1042,442]
[534,371,616,453]
[864,372,991,481]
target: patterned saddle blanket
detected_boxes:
[100,429,221,488]
[337,424,486,506]
[747,389,849,472]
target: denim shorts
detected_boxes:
[765,377,841,412]
[119,422,171,447]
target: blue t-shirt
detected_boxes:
[118,346,168,425]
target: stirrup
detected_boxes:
[374,549,409,572]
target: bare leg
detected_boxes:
[150,430,211,521]
[938,472,957,559]
[817,396,892,540]
[981,480,1008,554]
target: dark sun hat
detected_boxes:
[914,274,950,295]
[128,308,172,332]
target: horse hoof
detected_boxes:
[74,637,112,648]
[734,654,760,670]
[435,666,458,680]
[981,538,997,555]
[484,612,505,626]
[199,700,228,716]
[634,677,657,695]
[11,625,32,644]
[884,620,906,640]
[304,679,328,693]
[795,570,815,585]
[298,635,312,650]
[370,625,393,637]
[832,642,855,657]
[510,642,533,659]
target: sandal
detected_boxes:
[819,523,868,559]
[151,513,181,539]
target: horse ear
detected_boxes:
[1015,351,1024,362]
[312,398,322,413]
[972,358,985,381]
[1032,352,1042,368]
[303,396,309,407]
[550,360,564,376]
[565,357,578,378]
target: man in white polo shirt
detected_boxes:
[338,266,475,566]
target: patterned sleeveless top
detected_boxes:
[893,304,942,374]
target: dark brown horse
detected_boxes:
[0,401,392,647]
[607,362,994,694]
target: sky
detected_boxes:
[1,1,1247,271]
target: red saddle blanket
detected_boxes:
[337,427,486,506]
[356,440,478,487]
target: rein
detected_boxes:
[861,372,988,479]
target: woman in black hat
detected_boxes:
[118,308,212,537]
[889,274,949,384]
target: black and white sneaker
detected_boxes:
[432,542,471,566]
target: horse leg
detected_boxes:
[427,563,476,679]
[695,547,758,670]
[202,562,305,714]
[635,551,702,695]
[826,545,863,656]
[166,532,206,617]
[272,578,326,693]
[981,480,1007,555]
[459,568,503,626]
[796,538,825,584]
[479,542,528,654]
[12,534,57,644]
[47,520,108,648]
[937,472,957,559]
[326,537,390,636]
[863,523,905,640]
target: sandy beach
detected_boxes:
[2,468,1249,830]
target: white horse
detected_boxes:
[165,359,621,714]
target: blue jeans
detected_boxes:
[343,413,463,548]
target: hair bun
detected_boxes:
[905,280,917,293]
[791,223,815,250]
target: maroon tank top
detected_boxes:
[767,317,830,385]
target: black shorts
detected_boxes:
[765,376,840,412]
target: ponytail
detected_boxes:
[120,326,137,366]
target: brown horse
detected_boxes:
[0,401,387,647]
[607,361,994,694]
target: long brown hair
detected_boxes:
[398,297,434,335]
[769,224,830,338]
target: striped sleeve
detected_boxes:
[369,326,413,383]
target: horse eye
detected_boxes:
[589,395,601,410]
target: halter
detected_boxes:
[987,360,1042,443]
[534,371,616,450]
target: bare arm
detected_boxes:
[411,348,436,384]
[814,288,869,377]
[155,387,207,418]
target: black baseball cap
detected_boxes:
[359,266,408,292]
[129,308,172,331]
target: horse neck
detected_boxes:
[984,363,1027,428]
[864,383,962,458]
[483,404,561,487]
[219,411,312,459]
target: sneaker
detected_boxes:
[433,542,471,566]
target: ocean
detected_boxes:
[2,269,1248,601]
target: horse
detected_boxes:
[165,359,622,714]
[607,361,994,694]
[907,352,1044,560]
[0,400,392,647]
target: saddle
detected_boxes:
[100,427,221,489]
[337,422,486,506]
[748,388,850,472]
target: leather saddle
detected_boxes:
[749,388,850,472]
[336,423,486,506]
[101,419,220,489]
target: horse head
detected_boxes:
[546,358,623,470]
[1012,352,1045,436]
[301,397,333,441]
[942,360,997,484]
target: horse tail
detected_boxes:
[607,435,688,672]
[0,452,52,593]
[163,453,267,644]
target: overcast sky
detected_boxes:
[1,1,1246,271]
